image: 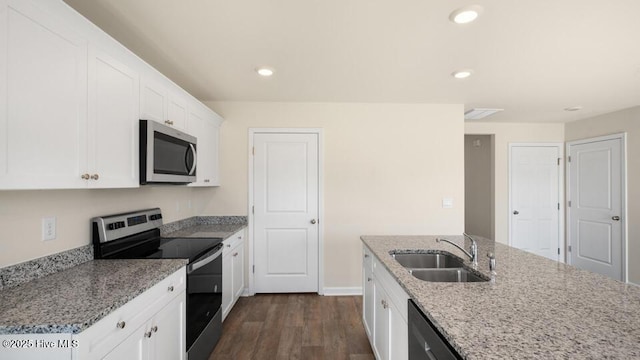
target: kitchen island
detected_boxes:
[361,235,640,359]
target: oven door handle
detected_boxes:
[188,244,223,274]
[187,144,197,176]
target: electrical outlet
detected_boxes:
[442,198,454,209]
[42,217,56,241]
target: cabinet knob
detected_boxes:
[145,330,152,338]
[167,285,174,292]
[381,300,389,309]
[513,210,519,215]
[90,174,99,180]
[204,179,210,183]
[164,120,174,126]
[310,219,317,224]
[152,325,158,333]
[226,244,231,248]
[612,216,620,221]
[116,321,126,329]
[81,173,90,180]
[367,277,372,282]
[233,252,238,257]
[364,254,369,258]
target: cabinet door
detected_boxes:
[149,291,186,360]
[221,250,233,321]
[0,0,88,189]
[102,324,147,360]
[232,243,244,300]
[187,107,219,187]
[389,300,408,360]
[374,284,390,360]
[140,77,167,123]
[88,49,139,188]
[166,92,187,130]
[363,249,375,342]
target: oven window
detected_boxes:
[153,131,194,175]
[186,251,222,349]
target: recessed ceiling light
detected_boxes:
[564,106,583,112]
[256,67,274,77]
[452,69,473,79]
[449,5,483,24]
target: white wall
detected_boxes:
[204,102,465,289]
[464,122,565,244]
[0,187,215,267]
[564,106,640,284]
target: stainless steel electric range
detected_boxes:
[91,208,223,360]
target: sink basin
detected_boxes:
[391,252,464,269]
[410,268,488,283]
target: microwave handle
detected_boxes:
[187,144,197,175]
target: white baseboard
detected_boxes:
[241,288,253,297]
[322,286,363,296]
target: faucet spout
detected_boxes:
[436,234,478,266]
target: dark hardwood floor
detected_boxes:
[210,294,375,360]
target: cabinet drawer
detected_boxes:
[222,229,245,256]
[73,267,185,359]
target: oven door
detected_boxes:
[186,243,223,357]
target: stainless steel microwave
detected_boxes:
[140,120,197,184]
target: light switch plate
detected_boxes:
[42,217,56,241]
[442,198,454,209]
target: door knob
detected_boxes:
[513,210,519,215]
[612,216,620,221]
[310,219,317,224]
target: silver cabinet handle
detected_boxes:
[381,299,389,309]
[90,174,99,180]
[81,174,90,180]
[116,321,125,329]
[164,120,174,126]
[310,219,317,224]
[612,216,621,221]
[168,285,174,292]
[513,210,519,215]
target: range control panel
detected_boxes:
[92,208,164,243]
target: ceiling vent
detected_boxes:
[464,108,504,120]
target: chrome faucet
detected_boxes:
[436,233,478,266]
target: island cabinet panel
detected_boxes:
[362,247,375,341]
[362,244,409,360]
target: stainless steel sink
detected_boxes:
[410,268,488,283]
[391,252,464,269]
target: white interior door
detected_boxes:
[510,145,561,261]
[253,132,319,293]
[568,136,624,281]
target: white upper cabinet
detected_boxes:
[88,49,140,188]
[0,0,223,190]
[188,105,221,187]
[140,77,168,124]
[0,0,89,189]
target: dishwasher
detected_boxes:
[408,300,462,360]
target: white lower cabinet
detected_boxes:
[222,228,246,321]
[363,245,409,360]
[73,268,186,360]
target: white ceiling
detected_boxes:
[63,0,640,123]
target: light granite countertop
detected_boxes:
[162,223,246,240]
[0,259,187,334]
[361,235,640,360]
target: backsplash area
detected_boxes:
[0,216,246,290]
[0,245,93,290]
